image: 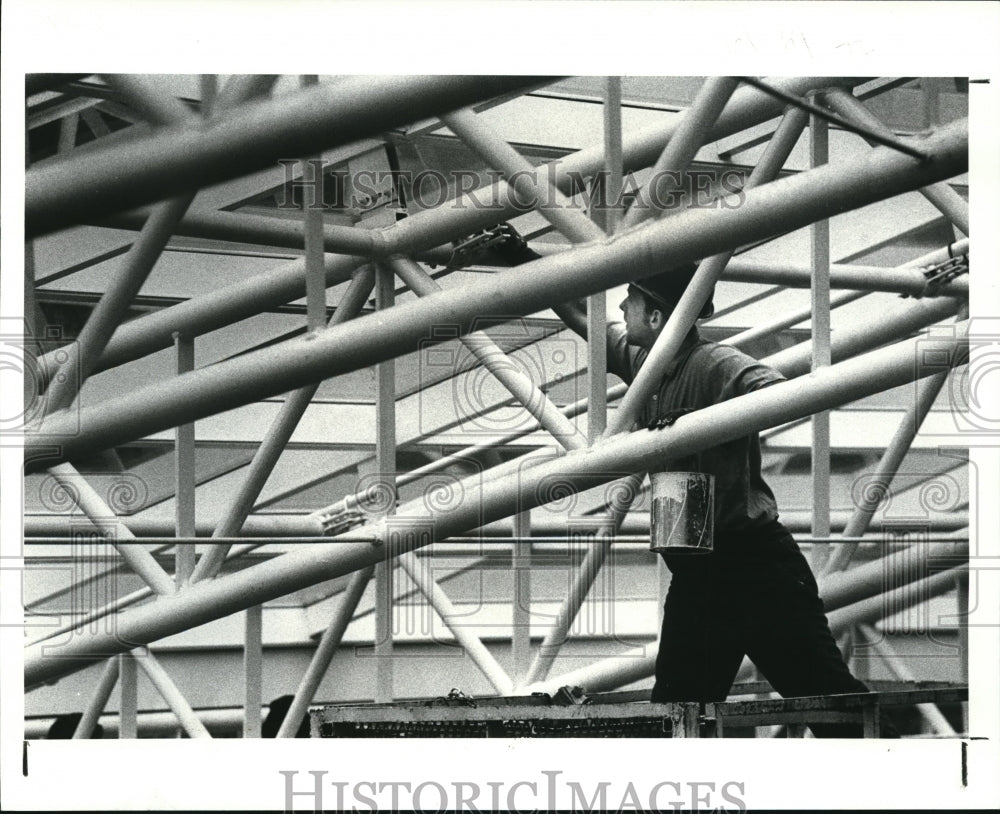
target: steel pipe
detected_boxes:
[39,77,865,379]
[43,71,251,413]
[822,371,951,575]
[24,325,969,686]
[27,75,549,236]
[23,506,968,541]
[243,604,263,738]
[45,463,175,596]
[522,473,644,686]
[608,105,808,434]
[397,552,514,696]
[623,76,740,228]
[277,566,374,738]
[374,264,397,704]
[600,76,624,235]
[26,119,969,470]
[511,509,532,687]
[72,657,119,739]
[388,256,588,451]
[190,267,375,582]
[175,333,197,585]
[823,88,969,235]
[724,238,969,348]
[24,513,323,538]
[101,73,196,127]
[441,108,606,244]
[587,77,618,436]
[723,258,968,296]
[810,113,833,572]
[133,647,212,738]
[472,511,969,537]
[119,653,137,738]
[763,295,959,379]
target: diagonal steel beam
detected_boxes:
[26,75,551,237]
[441,108,606,244]
[622,76,740,228]
[133,647,212,738]
[521,472,644,687]
[72,657,119,739]
[721,237,969,350]
[24,324,970,686]
[190,267,376,583]
[388,255,588,451]
[397,551,514,695]
[608,105,808,435]
[26,118,968,471]
[40,75,274,415]
[276,566,374,738]
[33,76,867,381]
[822,88,969,235]
[820,369,952,575]
[46,463,175,596]
[764,295,958,379]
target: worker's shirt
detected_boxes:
[608,323,784,535]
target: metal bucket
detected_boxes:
[649,471,714,555]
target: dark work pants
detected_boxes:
[650,521,889,738]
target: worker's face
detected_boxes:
[620,286,667,349]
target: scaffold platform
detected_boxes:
[311,681,967,738]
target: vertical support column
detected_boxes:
[57,113,79,155]
[585,76,622,441]
[921,77,941,130]
[200,75,218,118]
[374,263,396,703]
[809,113,832,573]
[73,657,120,738]
[511,510,532,690]
[244,603,263,738]
[587,295,607,441]
[956,570,969,684]
[957,569,969,733]
[119,652,137,739]
[600,76,624,235]
[304,168,327,333]
[301,76,327,333]
[174,332,196,586]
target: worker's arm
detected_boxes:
[550,298,632,382]
[492,223,633,381]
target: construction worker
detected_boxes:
[497,230,893,737]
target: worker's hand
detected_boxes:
[647,408,695,430]
[493,222,542,266]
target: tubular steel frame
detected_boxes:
[22,75,970,737]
